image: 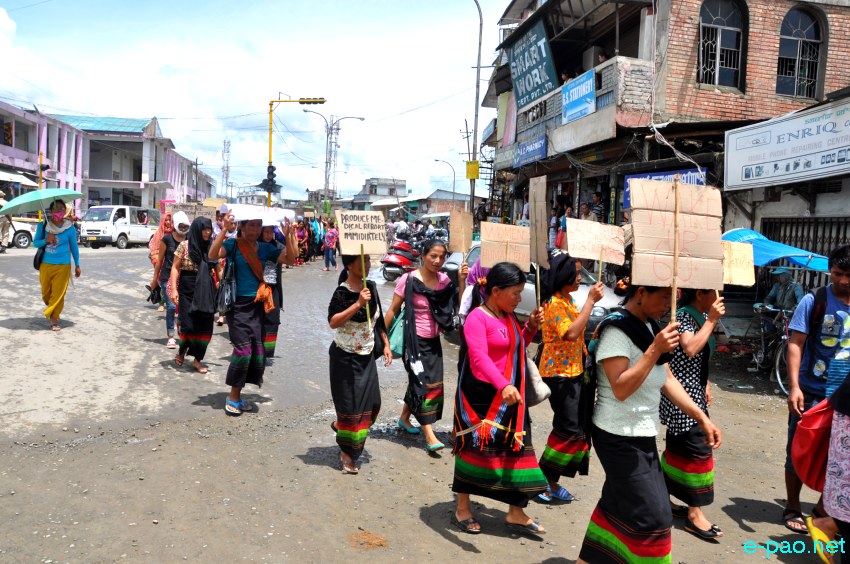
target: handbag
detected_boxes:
[554,228,565,250]
[33,246,45,271]
[524,351,551,407]
[791,398,833,492]
[215,244,237,316]
[388,306,406,359]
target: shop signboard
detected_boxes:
[508,20,558,109]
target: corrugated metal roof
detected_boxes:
[49,114,151,133]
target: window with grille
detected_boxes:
[776,8,822,99]
[698,0,744,89]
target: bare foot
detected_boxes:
[193,359,208,374]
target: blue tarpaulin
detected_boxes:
[722,228,828,272]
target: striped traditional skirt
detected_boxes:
[403,336,444,425]
[329,343,381,462]
[262,289,281,358]
[539,376,590,481]
[580,426,672,564]
[177,272,214,361]
[661,424,714,507]
[225,297,266,389]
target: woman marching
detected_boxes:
[451,262,549,535]
[578,281,722,564]
[33,199,81,331]
[384,239,460,451]
[168,216,219,374]
[209,212,297,416]
[148,211,173,312]
[151,211,190,349]
[327,254,392,474]
[295,219,308,266]
[536,254,604,502]
[660,288,726,541]
[322,219,339,272]
[260,223,285,365]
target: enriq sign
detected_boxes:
[725,97,850,191]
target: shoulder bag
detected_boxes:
[791,397,833,493]
[33,221,48,271]
[524,350,551,407]
[388,305,405,359]
[215,243,237,315]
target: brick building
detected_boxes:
[484,0,850,230]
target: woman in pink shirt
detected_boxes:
[451,262,548,536]
[384,239,465,451]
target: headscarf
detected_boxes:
[149,211,173,255]
[540,253,578,303]
[187,216,213,266]
[186,216,217,315]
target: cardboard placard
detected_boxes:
[334,210,387,255]
[723,241,756,286]
[303,211,315,218]
[563,218,626,266]
[165,203,216,222]
[528,176,550,269]
[480,222,530,269]
[449,210,473,255]
[629,179,724,290]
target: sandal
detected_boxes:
[340,453,359,474]
[451,514,481,535]
[782,509,809,535]
[807,516,835,564]
[684,519,723,542]
[224,399,242,416]
[192,360,208,374]
[238,400,254,413]
[174,355,185,367]
[51,324,61,332]
[550,485,577,502]
[538,486,553,502]
[506,519,545,536]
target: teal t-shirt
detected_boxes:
[223,238,282,297]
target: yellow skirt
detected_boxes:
[39,263,71,321]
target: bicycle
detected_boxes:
[751,304,793,395]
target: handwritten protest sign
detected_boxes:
[630,179,724,290]
[480,222,530,269]
[166,203,216,222]
[304,211,315,218]
[528,177,550,269]
[563,218,626,266]
[449,210,473,255]
[334,210,387,255]
[723,241,756,286]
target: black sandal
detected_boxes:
[684,519,722,542]
[451,514,481,534]
[782,509,809,535]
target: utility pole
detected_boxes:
[220,139,230,199]
[267,97,326,206]
[470,0,483,212]
[303,111,365,212]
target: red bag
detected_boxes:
[554,229,565,250]
[791,398,834,492]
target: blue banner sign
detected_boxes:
[514,134,547,167]
[623,168,706,209]
[508,20,558,109]
[562,70,596,124]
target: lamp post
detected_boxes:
[267,97,326,206]
[470,0,483,212]
[434,159,457,211]
[303,111,365,208]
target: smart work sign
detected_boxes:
[334,210,386,255]
[725,97,850,190]
[508,19,558,110]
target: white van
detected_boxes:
[81,205,161,249]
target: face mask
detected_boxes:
[52,211,66,222]
[177,226,190,235]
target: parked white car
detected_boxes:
[11,219,38,249]
[81,205,160,249]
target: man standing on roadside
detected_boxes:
[591,191,606,223]
[783,245,850,534]
[0,189,11,253]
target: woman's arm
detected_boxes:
[680,298,724,357]
[329,287,371,329]
[383,292,404,329]
[277,221,297,265]
[150,240,167,288]
[209,213,233,260]
[168,258,180,301]
[600,324,680,401]
[33,222,47,248]
[68,229,81,266]
[464,312,511,393]
[661,368,722,448]
[563,284,604,341]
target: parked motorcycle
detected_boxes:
[381,234,422,281]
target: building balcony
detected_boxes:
[494,55,654,170]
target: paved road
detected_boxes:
[0,247,411,439]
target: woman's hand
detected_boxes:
[501,384,523,406]
[705,382,712,406]
[708,296,726,323]
[459,262,469,280]
[46,233,57,245]
[698,416,722,449]
[170,288,179,303]
[223,213,236,234]
[588,282,605,304]
[383,346,393,367]
[653,322,680,353]
[357,287,372,307]
[74,266,81,278]
[527,306,544,331]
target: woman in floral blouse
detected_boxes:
[537,254,604,502]
[327,254,392,474]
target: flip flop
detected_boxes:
[683,519,723,542]
[783,509,809,535]
[806,516,835,564]
[451,514,481,535]
[505,520,545,536]
[238,400,254,413]
[174,355,185,367]
[550,486,577,502]
[340,453,359,474]
[537,486,553,502]
[224,399,242,416]
[51,324,61,332]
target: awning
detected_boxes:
[420,212,451,220]
[722,228,828,272]
[0,170,38,187]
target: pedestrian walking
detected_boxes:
[33,199,81,331]
[208,212,296,416]
[660,288,726,541]
[150,211,189,349]
[0,189,12,253]
[260,223,285,365]
[327,254,391,474]
[168,217,219,374]
[577,281,722,564]
[296,219,308,266]
[384,239,460,451]
[322,219,339,272]
[537,254,604,502]
[148,211,173,312]
[451,262,548,535]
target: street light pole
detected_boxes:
[434,159,457,211]
[470,0,483,212]
[267,97,326,206]
[303,111,365,212]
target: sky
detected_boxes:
[0,0,505,201]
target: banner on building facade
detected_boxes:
[508,19,559,109]
[725,97,850,190]
[528,176,550,268]
[562,70,596,124]
[623,168,706,209]
[629,179,724,290]
[480,222,530,269]
[334,210,387,255]
[514,134,547,167]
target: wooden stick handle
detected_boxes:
[671,175,680,317]
[361,244,372,333]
